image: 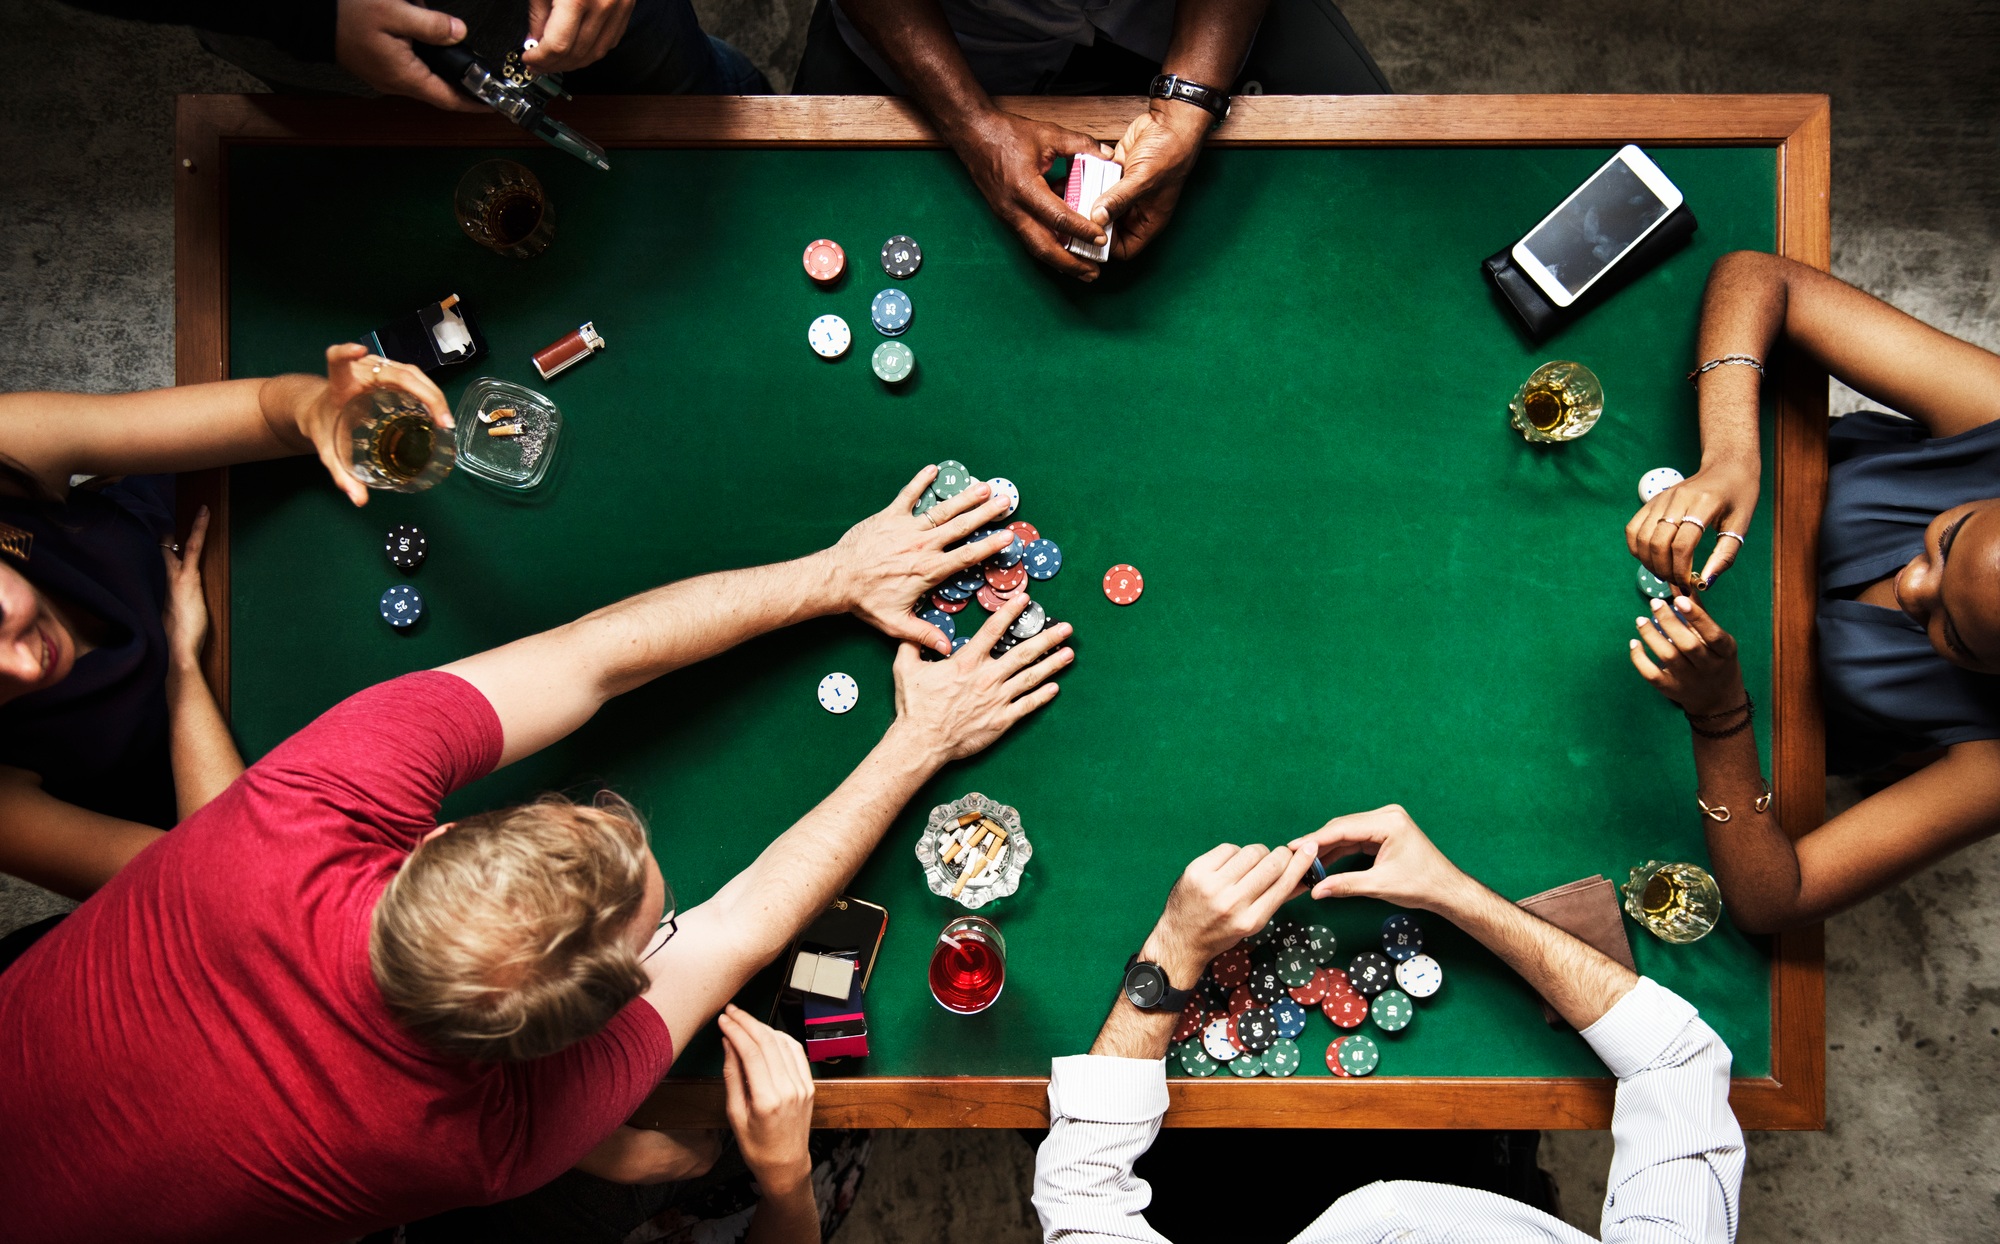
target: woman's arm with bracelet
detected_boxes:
[1632,593,2000,931]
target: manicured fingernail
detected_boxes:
[1675,596,1694,610]
[1629,638,1641,649]
[1649,598,1665,610]
[1636,617,1649,626]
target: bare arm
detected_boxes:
[440,469,1017,768]
[0,767,163,899]
[160,508,244,818]
[573,1125,722,1184]
[642,602,1072,1053]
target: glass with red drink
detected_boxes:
[929,917,1006,1014]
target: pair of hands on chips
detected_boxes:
[335,0,633,113]
[954,99,1210,281]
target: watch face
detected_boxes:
[1125,964,1165,1008]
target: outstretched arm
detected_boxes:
[642,600,1072,1052]
[441,468,1016,767]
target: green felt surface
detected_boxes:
[226,143,1777,1080]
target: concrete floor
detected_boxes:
[2,0,1995,1240]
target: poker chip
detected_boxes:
[1269,996,1307,1039]
[1305,925,1337,966]
[379,584,423,629]
[1276,951,1314,989]
[930,591,968,614]
[803,238,845,283]
[1639,466,1685,502]
[872,341,915,383]
[1347,952,1394,999]
[1272,920,1307,953]
[1008,600,1048,640]
[1229,1051,1264,1077]
[1638,566,1673,600]
[1022,539,1063,581]
[808,313,851,358]
[989,632,1022,659]
[916,606,955,643]
[1177,1041,1218,1077]
[1210,945,1250,989]
[948,566,985,594]
[1227,985,1256,1017]
[870,288,913,336]
[815,672,859,714]
[384,523,427,571]
[1337,1033,1380,1076]
[935,580,974,602]
[1288,976,1328,1007]
[1237,1007,1276,1052]
[1264,1038,1302,1077]
[1394,953,1443,998]
[984,562,1028,593]
[1371,988,1414,1032]
[949,635,969,654]
[1247,967,1284,1006]
[1325,1036,1351,1076]
[974,585,1014,612]
[1325,992,1368,1029]
[982,530,1025,568]
[1314,967,1352,999]
[1380,914,1424,962]
[934,461,971,498]
[1196,974,1230,1011]
[1007,520,1040,544]
[914,486,941,517]
[1173,1003,1207,1044]
[880,235,922,278]
[1244,922,1273,950]
[987,477,1020,516]
[1202,1017,1238,1061]
[1102,563,1144,605]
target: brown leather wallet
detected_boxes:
[1517,875,1636,1027]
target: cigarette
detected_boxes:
[942,839,964,864]
[956,811,984,827]
[478,406,517,424]
[440,294,460,311]
[952,849,989,898]
[487,424,522,438]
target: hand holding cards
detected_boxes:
[1064,155,1123,263]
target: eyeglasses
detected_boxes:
[640,909,678,962]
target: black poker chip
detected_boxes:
[1247,966,1284,1006]
[881,234,922,279]
[1237,1007,1276,1053]
[385,523,427,571]
[1273,919,1308,954]
[1381,913,1424,962]
[1196,974,1230,1011]
[1347,951,1394,999]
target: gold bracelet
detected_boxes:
[1696,782,1773,823]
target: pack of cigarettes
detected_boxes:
[1063,154,1123,263]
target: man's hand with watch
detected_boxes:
[1096,841,1317,1060]
[1088,74,1232,264]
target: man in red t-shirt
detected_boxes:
[0,469,1069,1243]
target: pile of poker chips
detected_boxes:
[913,461,1065,658]
[1168,913,1445,1079]
[803,235,924,383]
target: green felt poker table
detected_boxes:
[174,93,1828,1129]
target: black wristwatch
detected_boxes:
[1148,73,1231,124]
[1123,954,1196,1012]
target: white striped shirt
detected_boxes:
[1033,977,1745,1244]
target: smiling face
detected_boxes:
[0,562,75,707]
[1891,500,2000,672]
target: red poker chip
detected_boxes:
[1326,1037,1351,1076]
[1225,1014,1249,1053]
[975,585,1006,611]
[984,563,1028,592]
[1227,985,1256,1017]
[1173,1004,1206,1044]
[1102,563,1144,606]
[930,591,968,614]
[803,239,845,282]
[1326,994,1367,1029]
[1313,967,1350,998]
[1288,982,1324,1006]
[1212,946,1251,988]
[1007,520,1040,544]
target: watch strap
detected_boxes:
[1124,954,1196,1012]
[1148,73,1231,123]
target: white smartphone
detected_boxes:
[1510,145,1684,308]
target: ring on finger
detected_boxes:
[1656,518,1678,527]
[1717,530,1746,544]
[1677,516,1705,531]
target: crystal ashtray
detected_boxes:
[453,377,561,489]
[916,792,1032,911]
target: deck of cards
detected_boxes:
[1064,154,1123,263]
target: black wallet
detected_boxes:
[1483,204,1699,342]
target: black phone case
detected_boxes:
[771,897,888,1074]
[1482,203,1698,342]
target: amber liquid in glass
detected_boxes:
[368,412,436,482]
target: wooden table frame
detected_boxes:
[175,92,1829,1130]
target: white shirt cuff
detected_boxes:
[1578,976,1700,1079]
[1047,1054,1171,1125]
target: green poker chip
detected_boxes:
[1229,1048,1265,1076]
[1306,925,1337,966]
[1276,951,1314,988]
[1175,1040,1218,1078]
[913,485,941,516]
[933,459,970,497]
[1338,1033,1380,1076]
[1370,989,1414,1032]
[1264,1038,1302,1077]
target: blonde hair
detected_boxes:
[370,792,654,1062]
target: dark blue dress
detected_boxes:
[0,478,176,827]
[1818,412,2000,774]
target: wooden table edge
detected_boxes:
[174,93,1829,1130]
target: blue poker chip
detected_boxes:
[916,606,955,642]
[1269,996,1308,1039]
[950,635,969,654]
[1021,538,1062,581]
[1380,913,1424,962]
[991,535,1024,568]
[870,288,913,336]
[949,568,986,594]
[379,584,424,629]
[935,580,975,602]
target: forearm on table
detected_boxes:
[1690,253,1779,473]
[744,1171,820,1244]
[165,659,246,820]
[838,0,994,134]
[1160,0,1268,85]
[1436,876,1636,1030]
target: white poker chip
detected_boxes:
[987,476,1020,517]
[1202,1016,1239,1061]
[1638,467,1685,503]
[808,314,851,359]
[816,672,859,714]
[1394,953,1443,998]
